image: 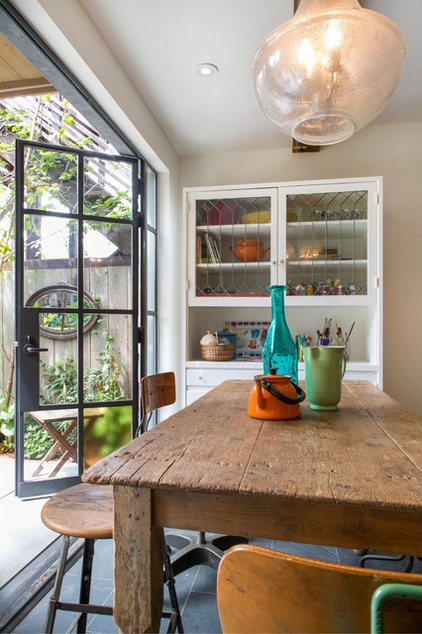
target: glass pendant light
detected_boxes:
[252,0,406,145]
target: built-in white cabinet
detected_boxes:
[183,177,382,404]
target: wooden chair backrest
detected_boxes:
[141,371,176,416]
[217,545,422,634]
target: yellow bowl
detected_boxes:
[240,210,270,224]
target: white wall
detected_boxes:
[181,121,422,416]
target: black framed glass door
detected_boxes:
[15,139,140,497]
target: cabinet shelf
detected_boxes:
[197,223,271,235]
[288,259,367,266]
[287,219,367,234]
[197,261,271,270]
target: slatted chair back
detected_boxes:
[139,371,176,434]
[217,544,422,634]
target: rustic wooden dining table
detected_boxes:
[83,380,422,633]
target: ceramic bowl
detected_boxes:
[230,240,269,262]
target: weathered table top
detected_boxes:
[84,380,422,633]
[85,380,421,509]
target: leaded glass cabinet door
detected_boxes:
[281,180,378,302]
[186,188,279,307]
[15,140,140,497]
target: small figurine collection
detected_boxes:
[286,279,359,296]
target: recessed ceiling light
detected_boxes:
[195,63,218,77]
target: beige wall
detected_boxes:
[181,121,422,416]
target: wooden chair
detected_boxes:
[139,372,247,575]
[217,544,422,634]
[138,370,177,435]
[41,483,183,633]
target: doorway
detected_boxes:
[14,140,141,497]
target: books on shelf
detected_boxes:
[203,232,221,264]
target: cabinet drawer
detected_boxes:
[186,388,209,405]
[186,367,259,387]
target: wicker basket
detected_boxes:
[200,343,235,361]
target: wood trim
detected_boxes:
[0,77,55,98]
[0,33,55,98]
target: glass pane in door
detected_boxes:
[83,219,132,310]
[83,156,133,219]
[84,405,132,468]
[24,147,78,212]
[83,314,133,402]
[23,215,78,304]
[23,407,79,481]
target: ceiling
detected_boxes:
[75,0,422,156]
[4,0,422,156]
[0,32,53,98]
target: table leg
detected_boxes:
[113,486,164,634]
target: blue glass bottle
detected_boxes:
[262,285,298,384]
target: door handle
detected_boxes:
[23,336,48,356]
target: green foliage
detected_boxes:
[84,405,132,462]
[0,94,126,274]
[83,335,124,402]
[0,399,15,448]
[84,190,131,219]
[40,357,78,404]
[40,335,124,405]
[23,334,126,460]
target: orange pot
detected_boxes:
[230,240,269,262]
[247,372,305,420]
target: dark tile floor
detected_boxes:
[12,530,422,634]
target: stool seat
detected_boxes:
[41,482,182,633]
[42,483,113,539]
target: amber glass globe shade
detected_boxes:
[253,0,406,145]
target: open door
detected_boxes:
[14,139,140,497]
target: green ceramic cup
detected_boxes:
[302,346,347,411]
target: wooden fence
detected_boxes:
[0,261,132,407]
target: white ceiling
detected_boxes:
[75,0,422,156]
[27,0,422,156]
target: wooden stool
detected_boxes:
[41,483,183,633]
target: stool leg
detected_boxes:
[163,544,184,633]
[45,535,70,634]
[76,538,95,634]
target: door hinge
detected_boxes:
[137,177,144,196]
[137,326,144,344]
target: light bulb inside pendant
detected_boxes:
[252,0,406,145]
